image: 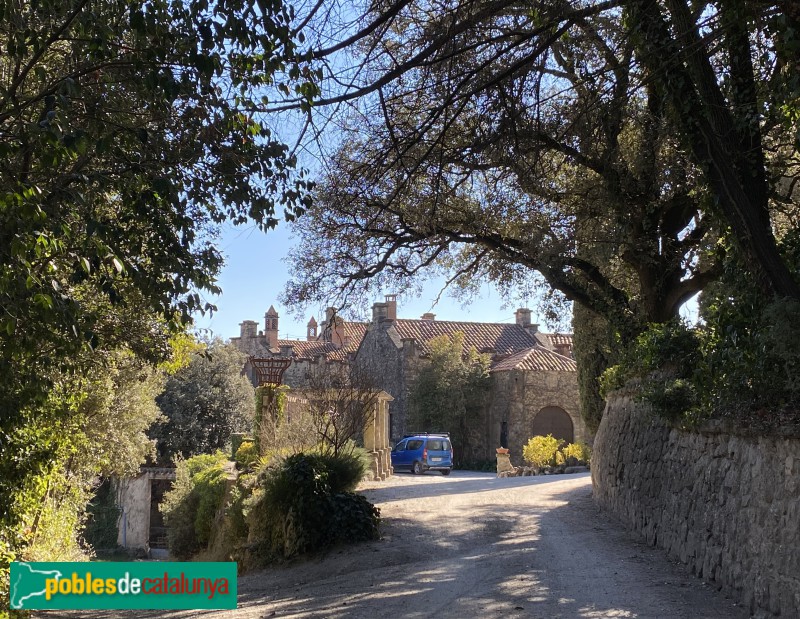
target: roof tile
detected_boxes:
[490,346,577,372]
[393,319,538,356]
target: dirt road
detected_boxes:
[41,471,749,618]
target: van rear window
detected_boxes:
[427,439,451,451]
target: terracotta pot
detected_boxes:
[496,448,509,455]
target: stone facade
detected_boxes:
[233,297,584,464]
[592,395,800,617]
[489,368,583,464]
[354,297,584,460]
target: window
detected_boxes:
[427,439,450,451]
[406,440,424,450]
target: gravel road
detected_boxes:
[39,471,749,619]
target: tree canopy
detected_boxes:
[152,340,254,461]
[0,0,315,579]
[282,0,799,338]
[407,332,492,465]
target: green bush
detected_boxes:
[161,452,229,559]
[244,452,379,563]
[560,441,591,465]
[522,435,563,467]
[235,440,259,471]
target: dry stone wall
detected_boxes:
[592,395,800,617]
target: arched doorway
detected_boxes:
[532,406,574,443]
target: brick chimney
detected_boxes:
[420,312,436,321]
[515,308,532,328]
[307,316,318,341]
[385,294,397,320]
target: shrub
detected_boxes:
[244,452,379,563]
[560,441,591,465]
[235,440,259,471]
[161,452,229,559]
[522,435,563,467]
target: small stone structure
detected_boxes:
[496,450,516,476]
[115,467,176,555]
[593,394,800,617]
[362,393,393,480]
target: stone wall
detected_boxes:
[490,369,584,464]
[592,395,800,617]
[354,321,407,442]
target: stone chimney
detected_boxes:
[515,308,532,328]
[265,305,279,348]
[372,301,388,323]
[239,320,258,338]
[420,312,436,321]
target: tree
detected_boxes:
[280,0,798,429]
[16,349,166,563]
[283,0,797,308]
[152,340,254,461]
[282,0,730,341]
[407,333,491,465]
[0,0,314,575]
[302,365,382,456]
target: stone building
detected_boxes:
[232,297,584,464]
[230,305,367,388]
[354,296,583,463]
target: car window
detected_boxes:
[426,439,451,451]
[393,441,406,452]
[406,439,424,450]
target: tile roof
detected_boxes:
[275,321,367,362]
[545,333,573,348]
[393,319,538,356]
[276,339,340,360]
[490,346,577,373]
[343,322,368,348]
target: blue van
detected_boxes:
[391,433,453,475]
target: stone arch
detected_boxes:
[532,406,574,443]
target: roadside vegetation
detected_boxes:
[3,0,799,610]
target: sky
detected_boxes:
[192,221,547,342]
[192,218,701,342]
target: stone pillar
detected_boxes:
[362,392,393,480]
[496,450,516,476]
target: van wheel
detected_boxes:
[412,461,424,475]
[441,469,451,476]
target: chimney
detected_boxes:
[279,343,294,357]
[420,312,436,321]
[332,316,346,349]
[307,316,318,341]
[385,294,397,320]
[264,305,279,347]
[515,308,532,328]
[372,301,388,323]
[239,320,258,338]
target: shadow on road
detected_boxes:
[35,475,747,619]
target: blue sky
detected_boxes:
[192,221,544,342]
